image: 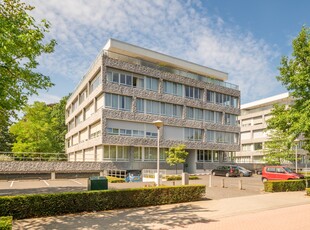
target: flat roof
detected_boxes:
[103,39,228,81]
[241,92,291,110]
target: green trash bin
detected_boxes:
[88,176,108,190]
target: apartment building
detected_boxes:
[236,92,307,164]
[65,39,240,174]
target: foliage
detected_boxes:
[9,97,68,154]
[266,26,310,161]
[0,216,12,230]
[165,145,188,174]
[263,128,296,165]
[264,179,310,192]
[0,116,15,152]
[106,176,125,183]
[0,185,206,219]
[165,175,200,181]
[0,0,56,122]
[307,188,310,196]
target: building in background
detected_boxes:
[65,39,240,174]
[236,92,307,165]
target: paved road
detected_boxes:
[13,191,310,230]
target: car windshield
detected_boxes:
[284,167,294,173]
[238,166,246,170]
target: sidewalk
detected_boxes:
[13,191,310,230]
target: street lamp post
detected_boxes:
[295,144,298,173]
[153,120,163,186]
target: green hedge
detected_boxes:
[264,179,310,192]
[0,216,12,230]
[306,188,310,196]
[0,185,205,219]
[106,176,125,183]
[166,175,200,181]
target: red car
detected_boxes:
[262,166,304,182]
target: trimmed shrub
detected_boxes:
[0,185,205,220]
[106,176,125,183]
[306,188,310,196]
[264,179,310,192]
[166,175,200,181]
[0,216,12,230]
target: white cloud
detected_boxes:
[25,0,283,103]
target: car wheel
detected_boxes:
[212,171,216,176]
[225,173,230,177]
[262,178,268,183]
[240,173,244,177]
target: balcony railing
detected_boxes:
[0,152,67,162]
[104,51,239,90]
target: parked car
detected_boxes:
[261,166,305,182]
[211,165,239,177]
[236,166,252,177]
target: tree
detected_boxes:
[265,26,310,162]
[0,116,15,152]
[0,0,56,123]
[49,96,69,152]
[275,26,310,140]
[9,96,68,155]
[165,144,188,174]
[263,129,296,165]
[10,102,54,153]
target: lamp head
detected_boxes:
[153,120,163,129]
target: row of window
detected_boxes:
[186,107,237,126]
[106,126,238,144]
[106,128,157,138]
[107,68,239,106]
[197,150,235,162]
[136,98,183,118]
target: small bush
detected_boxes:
[165,175,200,181]
[306,188,310,196]
[264,179,310,192]
[106,176,125,183]
[0,185,205,220]
[0,216,12,230]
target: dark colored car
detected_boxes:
[211,165,239,177]
[262,166,305,182]
[237,166,252,177]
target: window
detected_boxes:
[137,99,182,118]
[103,145,129,161]
[106,127,154,138]
[185,128,203,141]
[207,90,215,103]
[144,147,167,161]
[205,110,214,123]
[134,147,142,161]
[242,144,252,151]
[207,130,215,142]
[71,99,78,113]
[187,107,203,121]
[185,85,202,100]
[224,113,237,126]
[79,89,87,105]
[197,150,204,162]
[254,142,263,150]
[90,72,101,93]
[207,130,238,144]
[215,111,222,124]
[145,77,158,91]
[164,81,183,97]
[105,93,132,111]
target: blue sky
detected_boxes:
[26,0,310,104]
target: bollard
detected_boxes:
[182,172,189,185]
[100,171,104,176]
[239,180,243,190]
[221,178,225,188]
[209,174,212,187]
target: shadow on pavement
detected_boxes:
[14,203,217,230]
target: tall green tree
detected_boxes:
[9,96,68,153]
[0,0,56,123]
[275,26,310,139]
[165,144,188,174]
[0,116,15,152]
[10,102,54,153]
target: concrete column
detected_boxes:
[100,171,104,176]
[51,172,56,180]
[182,172,189,185]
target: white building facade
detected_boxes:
[65,39,240,173]
[236,93,307,164]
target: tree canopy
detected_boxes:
[266,26,310,162]
[165,144,188,174]
[0,0,56,123]
[9,97,68,153]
